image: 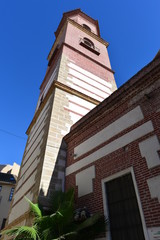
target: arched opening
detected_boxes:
[82,24,91,32]
[83,38,94,49]
[79,37,100,55]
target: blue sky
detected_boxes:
[0,0,159,166]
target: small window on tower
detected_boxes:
[82,24,91,32]
[79,37,100,55]
[83,38,94,48]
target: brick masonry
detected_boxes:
[65,53,160,240]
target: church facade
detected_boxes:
[4,9,160,240]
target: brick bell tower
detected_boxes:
[6,9,117,229]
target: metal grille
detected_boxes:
[106,173,145,240]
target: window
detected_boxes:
[83,37,94,48]
[9,187,14,201]
[10,176,15,181]
[0,186,2,192]
[82,24,91,32]
[79,37,100,55]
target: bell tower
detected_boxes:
[6,9,117,229]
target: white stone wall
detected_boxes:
[8,94,54,224]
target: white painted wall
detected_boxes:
[8,191,33,224]
[66,62,112,102]
[74,106,144,159]
[65,93,96,125]
[147,176,160,203]
[68,62,112,88]
[139,135,160,169]
[76,166,95,197]
[66,121,154,176]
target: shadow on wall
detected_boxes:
[38,139,67,209]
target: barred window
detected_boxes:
[9,188,14,201]
[83,38,94,49]
[79,37,100,55]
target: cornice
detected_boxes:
[26,81,55,135]
[26,80,100,135]
[54,9,100,38]
[67,19,108,46]
[0,181,15,186]
[78,11,100,36]
[54,81,100,105]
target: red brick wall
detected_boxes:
[63,44,114,83]
[65,22,111,69]
[65,59,160,228]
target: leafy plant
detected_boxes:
[1,189,106,240]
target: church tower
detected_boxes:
[6,9,117,229]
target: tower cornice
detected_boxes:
[68,19,108,46]
[54,9,100,38]
[26,80,100,135]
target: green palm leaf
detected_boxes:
[50,211,63,218]
[2,225,40,240]
[1,227,20,236]
[2,189,106,240]
[25,197,42,218]
[41,227,51,240]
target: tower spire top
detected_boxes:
[54,9,100,38]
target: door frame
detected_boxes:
[101,167,149,240]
